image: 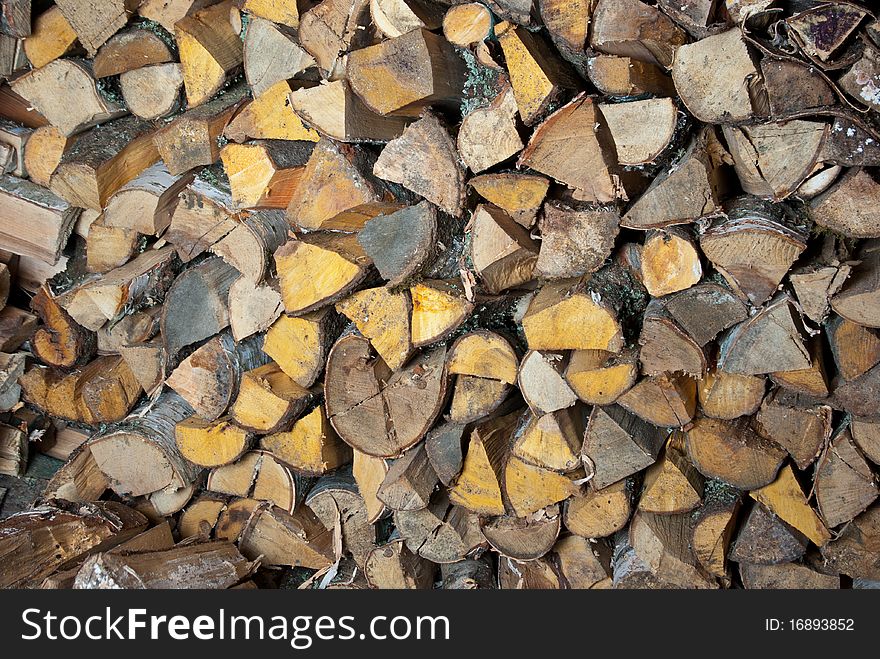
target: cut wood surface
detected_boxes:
[0,0,878,591]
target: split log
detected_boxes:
[30,285,95,369]
[220,139,310,209]
[227,275,283,341]
[811,169,880,238]
[470,204,537,293]
[372,0,442,39]
[600,97,679,168]
[443,2,492,47]
[103,163,192,236]
[176,416,251,468]
[263,309,339,388]
[239,503,335,569]
[357,201,455,287]
[671,27,765,123]
[230,361,311,432]
[852,418,880,466]
[698,367,765,420]
[590,0,687,68]
[831,243,880,328]
[353,449,389,523]
[495,21,579,126]
[165,169,238,263]
[723,120,828,201]
[212,208,289,281]
[729,502,808,565]
[395,492,485,563]
[685,416,786,490]
[639,228,702,298]
[285,139,387,231]
[481,504,561,560]
[96,306,161,354]
[770,337,830,399]
[564,348,637,406]
[457,85,521,174]
[347,28,466,117]
[739,562,839,590]
[175,1,243,107]
[821,505,880,579]
[658,281,749,347]
[718,296,811,375]
[208,449,308,513]
[522,279,624,352]
[243,17,314,98]
[19,355,142,424]
[88,390,197,496]
[620,127,726,229]
[152,82,247,175]
[755,390,831,469]
[119,337,166,394]
[373,112,465,216]
[447,410,519,516]
[498,555,561,589]
[223,80,320,143]
[364,539,435,589]
[23,126,74,188]
[0,305,38,351]
[586,54,673,97]
[613,510,715,589]
[93,27,174,78]
[425,421,466,487]
[638,438,703,515]
[377,443,437,511]
[517,350,576,416]
[10,59,125,136]
[336,286,412,371]
[536,202,619,280]
[75,540,254,589]
[0,500,147,588]
[0,422,25,476]
[289,79,410,143]
[62,245,177,330]
[410,279,473,347]
[690,481,740,578]
[448,330,517,423]
[582,404,665,489]
[325,334,447,456]
[700,198,808,306]
[119,63,184,120]
[617,374,697,427]
[519,95,621,203]
[750,463,831,547]
[638,301,706,377]
[0,174,77,264]
[815,430,878,528]
[160,256,239,358]
[50,116,160,211]
[276,233,371,315]
[261,405,351,475]
[84,216,138,273]
[298,0,372,79]
[564,478,633,538]
[53,0,138,55]
[469,172,549,228]
[306,472,376,566]
[166,333,267,421]
[511,407,582,473]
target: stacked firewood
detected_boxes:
[0,0,879,590]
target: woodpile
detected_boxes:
[1,0,880,590]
